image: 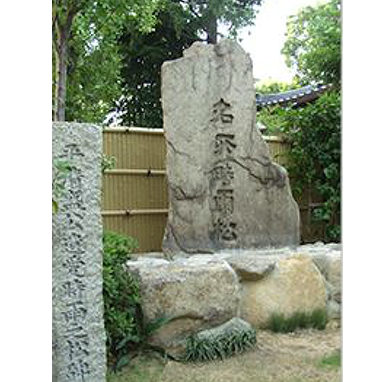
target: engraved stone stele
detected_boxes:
[52,122,106,382]
[161,40,300,254]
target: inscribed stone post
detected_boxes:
[52,122,106,382]
[161,40,300,254]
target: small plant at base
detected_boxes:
[267,309,327,333]
[114,305,173,371]
[103,231,175,372]
[309,308,327,330]
[103,231,139,370]
[185,329,257,362]
[318,349,341,369]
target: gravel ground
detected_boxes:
[110,323,341,382]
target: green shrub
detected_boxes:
[185,329,257,362]
[258,90,341,242]
[103,231,173,371]
[103,231,139,368]
[267,309,327,333]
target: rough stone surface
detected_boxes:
[217,252,279,281]
[304,251,342,303]
[132,243,341,337]
[161,39,300,255]
[52,122,106,382]
[326,299,341,320]
[240,254,327,328]
[196,317,255,341]
[126,255,241,355]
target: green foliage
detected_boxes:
[256,78,299,95]
[267,309,327,333]
[259,95,341,241]
[117,8,199,128]
[280,91,341,241]
[256,79,300,135]
[185,328,257,362]
[52,159,72,213]
[102,154,117,173]
[318,349,341,369]
[187,0,264,40]
[52,0,163,122]
[103,231,140,368]
[257,105,288,135]
[103,231,173,371]
[282,0,341,85]
[66,0,163,123]
[309,309,327,330]
[117,0,265,127]
[54,0,265,123]
[258,0,342,242]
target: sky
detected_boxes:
[235,0,328,83]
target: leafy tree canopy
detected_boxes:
[175,0,264,42]
[256,78,300,95]
[115,6,199,128]
[281,0,341,86]
[258,0,342,242]
[116,0,265,127]
[52,0,163,122]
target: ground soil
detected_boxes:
[110,323,341,382]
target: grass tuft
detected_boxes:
[318,349,341,369]
[267,309,327,333]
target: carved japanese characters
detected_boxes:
[52,123,106,382]
[162,40,300,254]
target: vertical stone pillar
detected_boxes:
[52,122,106,382]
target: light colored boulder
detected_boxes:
[288,243,342,304]
[240,254,327,328]
[126,255,241,355]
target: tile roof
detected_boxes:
[256,84,331,109]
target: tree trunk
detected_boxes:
[206,13,218,44]
[54,30,68,122]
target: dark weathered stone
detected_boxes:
[52,122,106,382]
[161,40,300,255]
[126,255,240,356]
[219,253,278,281]
[195,317,255,342]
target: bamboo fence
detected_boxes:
[102,127,324,253]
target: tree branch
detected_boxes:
[188,4,201,19]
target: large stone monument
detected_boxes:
[52,123,106,382]
[161,40,300,254]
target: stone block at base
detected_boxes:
[126,255,240,356]
[239,254,327,328]
[126,244,340,354]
